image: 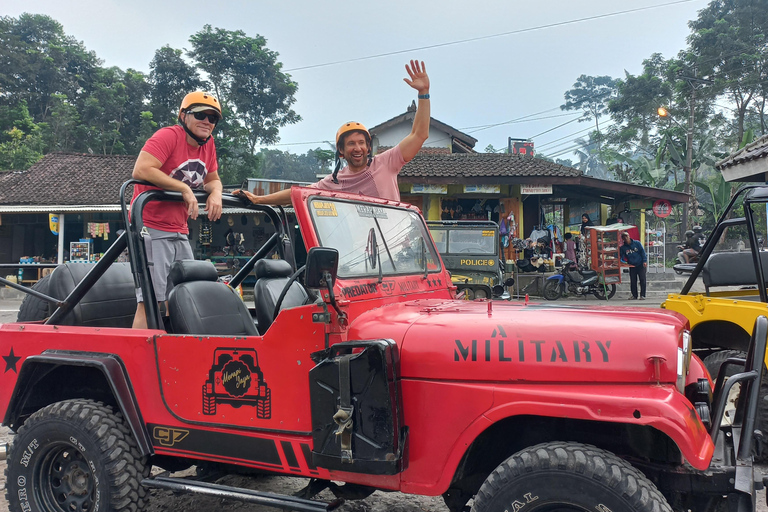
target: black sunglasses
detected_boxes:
[188,111,219,124]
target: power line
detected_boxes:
[284,0,702,73]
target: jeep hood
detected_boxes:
[347,299,687,384]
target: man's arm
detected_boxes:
[232,188,292,206]
[399,60,430,162]
[203,172,223,221]
[133,151,199,219]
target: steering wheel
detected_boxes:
[272,266,312,321]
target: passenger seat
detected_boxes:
[253,259,309,332]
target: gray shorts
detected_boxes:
[136,227,194,302]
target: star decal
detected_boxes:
[3,347,20,374]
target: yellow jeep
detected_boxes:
[663,185,768,458]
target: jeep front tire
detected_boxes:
[4,399,148,512]
[471,442,671,512]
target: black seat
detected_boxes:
[168,260,259,336]
[48,262,135,328]
[253,259,309,332]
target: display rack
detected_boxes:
[645,223,666,273]
[70,241,90,262]
[587,226,622,285]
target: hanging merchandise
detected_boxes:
[199,220,213,246]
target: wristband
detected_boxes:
[418,94,430,100]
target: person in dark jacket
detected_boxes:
[619,231,647,300]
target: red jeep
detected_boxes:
[0,182,765,512]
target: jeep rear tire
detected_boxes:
[4,399,148,512]
[16,274,52,322]
[471,442,671,512]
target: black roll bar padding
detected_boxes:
[46,232,129,325]
[736,315,768,460]
[744,195,768,303]
[119,180,289,329]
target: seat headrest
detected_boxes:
[169,260,218,285]
[255,259,293,279]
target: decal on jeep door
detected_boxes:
[202,347,272,418]
[453,324,612,363]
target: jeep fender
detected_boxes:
[399,382,712,496]
[4,351,152,456]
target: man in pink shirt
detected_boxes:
[235,60,430,204]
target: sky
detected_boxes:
[5,0,708,160]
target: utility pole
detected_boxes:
[678,72,713,234]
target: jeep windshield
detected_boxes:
[309,198,441,278]
[429,226,497,255]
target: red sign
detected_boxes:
[652,199,672,218]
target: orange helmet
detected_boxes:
[179,91,222,120]
[335,121,370,150]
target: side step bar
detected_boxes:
[142,476,344,512]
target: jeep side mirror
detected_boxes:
[305,247,339,289]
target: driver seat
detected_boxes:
[253,259,309,332]
[168,260,259,336]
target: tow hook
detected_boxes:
[0,443,7,461]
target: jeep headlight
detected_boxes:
[677,330,692,393]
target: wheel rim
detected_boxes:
[36,443,95,512]
[475,289,488,299]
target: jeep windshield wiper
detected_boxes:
[374,218,396,272]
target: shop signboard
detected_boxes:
[652,199,672,218]
[521,185,553,195]
[411,184,448,194]
[463,185,500,194]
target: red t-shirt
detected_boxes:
[131,125,218,233]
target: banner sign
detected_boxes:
[49,214,59,235]
[521,185,553,195]
[463,185,500,194]
[411,184,447,194]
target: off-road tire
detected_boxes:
[16,273,52,322]
[542,280,562,301]
[4,399,149,512]
[257,388,272,419]
[702,350,768,462]
[593,283,617,300]
[471,442,672,512]
[202,384,216,415]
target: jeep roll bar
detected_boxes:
[679,185,768,302]
[120,180,294,330]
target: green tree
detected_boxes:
[608,54,674,151]
[148,46,205,128]
[0,127,43,170]
[188,25,300,183]
[686,0,768,144]
[37,94,81,152]
[0,13,98,122]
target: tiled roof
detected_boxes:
[716,134,768,170]
[0,153,136,205]
[400,152,582,178]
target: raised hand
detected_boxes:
[404,60,429,94]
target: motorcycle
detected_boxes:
[543,260,616,300]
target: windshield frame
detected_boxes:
[307,195,442,279]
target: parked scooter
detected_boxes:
[675,226,705,273]
[543,260,617,300]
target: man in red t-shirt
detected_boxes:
[234,60,430,205]
[131,91,224,329]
